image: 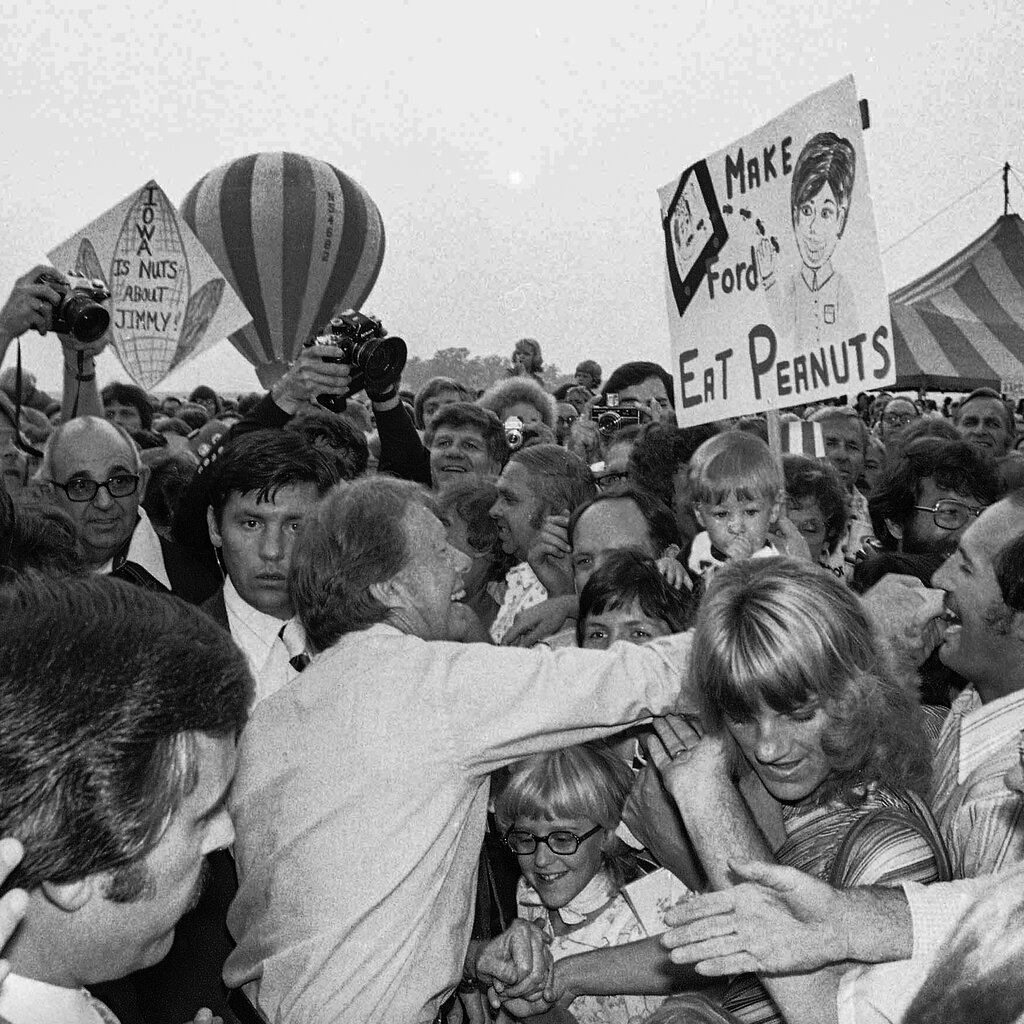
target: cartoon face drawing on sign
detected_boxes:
[757,132,860,354]
[668,177,711,279]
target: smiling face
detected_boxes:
[930,499,1024,689]
[207,483,322,620]
[513,814,609,910]
[490,462,544,562]
[382,503,471,640]
[726,703,832,804]
[794,182,847,272]
[429,424,501,491]
[956,397,1012,457]
[580,599,673,650]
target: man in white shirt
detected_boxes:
[201,429,341,707]
[225,476,697,1024]
[0,574,250,1024]
[488,444,595,643]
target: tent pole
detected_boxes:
[1005,162,1011,217]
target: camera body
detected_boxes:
[504,416,525,452]
[590,402,643,437]
[305,311,407,414]
[36,271,111,343]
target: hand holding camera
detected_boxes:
[303,311,407,414]
[0,266,68,344]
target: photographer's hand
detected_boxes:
[271,344,352,415]
[0,266,65,358]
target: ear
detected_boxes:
[207,506,222,549]
[837,203,850,238]
[41,876,95,913]
[693,505,707,529]
[369,574,404,610]
[135,464,151,503]
[885,518,904,543]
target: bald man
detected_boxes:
[39,415,219,602]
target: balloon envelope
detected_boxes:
[180,152,385,386]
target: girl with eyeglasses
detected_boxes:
[491,741,691,1023]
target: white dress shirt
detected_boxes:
[0,973,119,1024]
[222,578,307,708]
[96,507,171,590]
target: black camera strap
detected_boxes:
[0,340,44,461]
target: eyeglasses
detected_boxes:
[912,499,985,531]
[883,413,917,427]
[557,415,578,427]
[504,824,602,856]
[53,473,140,503]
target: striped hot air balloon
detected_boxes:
[180,152,385,387]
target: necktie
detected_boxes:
[277,622,310,672]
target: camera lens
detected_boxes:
[597,411,622,436]
[63,296,110,343]
[356,336,407,390]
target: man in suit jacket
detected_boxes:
[37,416,220,604]
[202,429,341,708]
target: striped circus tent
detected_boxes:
[890,214,1024,392]
[181,153,385,387]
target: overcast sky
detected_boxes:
[3,0,1023,394]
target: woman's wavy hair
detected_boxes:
[693,557,932,805]
[477,377,557,429]
[493,741,640,889]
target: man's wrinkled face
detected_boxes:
[931,500,1024,686]
[49,421,146,568]
[956,398,1012,457]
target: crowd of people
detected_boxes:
[2,263,1024,1024]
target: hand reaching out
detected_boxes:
[0,838,28,987]
[0,266,65,342]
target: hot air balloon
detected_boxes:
[180,152,386,387]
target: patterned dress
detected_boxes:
[517,868,691,1024]
[722,784,950,1024]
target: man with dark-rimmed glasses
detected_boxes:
[38,415,219,602]
[856,437,999,594]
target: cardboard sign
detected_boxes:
[659,77,894,425]
[48,181,252,389]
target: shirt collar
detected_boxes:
[222,576,290,645]
[953,685,1024,783]
[0,973,114,1024]
[97,508,170,590]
